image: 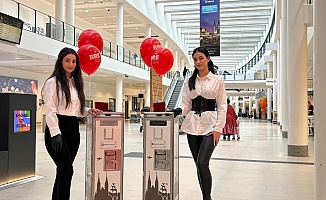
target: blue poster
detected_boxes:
[200,0,220,56]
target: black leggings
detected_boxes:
[45,115,80,200]
[187,134,215,200]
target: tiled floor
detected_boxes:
[0,118,314,200]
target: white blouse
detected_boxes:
[180,71,227,135]
[43,77,86,137]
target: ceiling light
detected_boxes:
[104,23,107,25]
[83,9,89,13]
[127,22,130,24]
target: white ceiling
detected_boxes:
[0,0,279,90]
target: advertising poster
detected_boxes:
[92,118,123,200]
[14,110,31,132]
[144,119,172,200]
[200,0,220,56]
[0,76,38,94]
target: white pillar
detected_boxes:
[248,96,252,117]
[235,96,239,115]
[116,3,123,61]
[242,97,246,114]
[314,0,326,198]
[280,0,289,137]
[272,51,278,124]
[128,95,133,118]
[145,81,150,107]
[116,75,123,112]
[173,49,178,72]
[55,0,64,41]
[267,88,272,121]
[65,0,74,44]
[146,24,151,38]
[163,39,168,48]
[181,57,185,72]
[287,0,308,156]
[277,38,282,125]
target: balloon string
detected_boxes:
[88,75,91,104]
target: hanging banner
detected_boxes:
[200,0,220,56]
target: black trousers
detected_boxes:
[45,115,80,200]
[187,134,215,200]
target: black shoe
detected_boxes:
[232,137,235,140]
[227,137,231,141]
[237,137,240,141]
[223,135,226,140]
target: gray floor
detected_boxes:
[0,118,314,200]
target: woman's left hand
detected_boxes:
[206,131,222,146]
[88,108,103,116]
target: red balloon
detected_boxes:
[151,48,174,76]
[77,44,101,75]
[78,29,104,52]
[140,38,162,67]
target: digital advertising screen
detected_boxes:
[14,110,31,132]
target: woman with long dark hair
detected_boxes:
[178,47,227,200]
[42,47,102,200]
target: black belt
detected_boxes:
[191,96,216,115]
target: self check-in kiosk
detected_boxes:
[85,112,124,200]
[143,112,179,200]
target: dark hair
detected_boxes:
[43,47,85,115]
[188,47,215,90]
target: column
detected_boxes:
[145,81,150,107]
[267,88,272,121]
[287,0,308,156]
[280,0,289,137]
[116,75,123,112]
[180,57,185,73]
[173,49,178,72]
[272,50,278,124]
[116,3,123,61]
[314,0,326,198]
[277,38,282,126]
[248,96,252,118]
[55,0,64,41]
[65,0,74,44]
[128,95,133,118]
[163,39,168,48]
[242,97,246,115]
[146,24,151,38]
[255,89,259,119]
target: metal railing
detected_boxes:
[3,0,174,79]
[235,10,275,78]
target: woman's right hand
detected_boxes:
[52,134,63,152]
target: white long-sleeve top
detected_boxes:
[180,71,227,135]
[43,77,87,137]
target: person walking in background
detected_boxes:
[173,47,227,200]
[42,47,102,200]
[222,99,237,141]
[308,101,314,115]
[183,66,188,78]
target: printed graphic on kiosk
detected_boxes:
[14,110,31,132]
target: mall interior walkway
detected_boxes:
[0,118,314,200]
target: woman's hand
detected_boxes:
[88,108,103,116]
[206,131,222,146]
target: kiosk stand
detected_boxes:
[85,112,124,200]
[0,93,36,186]
[143,112,179,200]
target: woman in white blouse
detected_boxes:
[180,47,227,200]
[42,47,101,200]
